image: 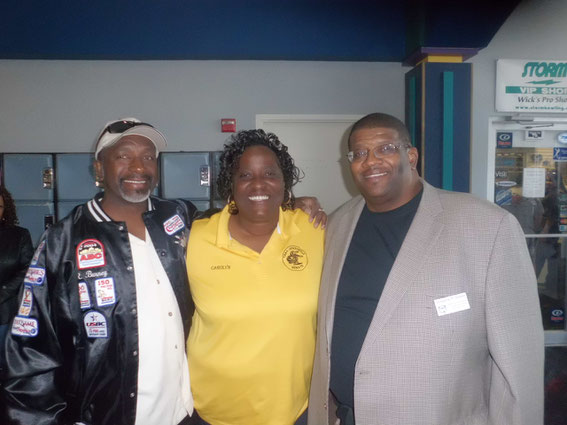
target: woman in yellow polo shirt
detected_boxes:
[186,129,325,425]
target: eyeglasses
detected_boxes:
[347,143,408,163]
[101,120,154,138]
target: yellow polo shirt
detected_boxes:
[186,206,324,425]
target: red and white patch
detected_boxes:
[76,239,106,270]
[163,214,185,235]
[24,267,46,285]
[78,282,91,309]
[95,277,116,307]
[18,286,33,316]
[11,317,38,337]
[84,311,108,338]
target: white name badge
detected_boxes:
[434,292,470,316]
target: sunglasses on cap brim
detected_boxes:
[103,120,155,135]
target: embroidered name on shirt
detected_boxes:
[211,265,231,270]
[282,246,308,271]
[78,270,109,280]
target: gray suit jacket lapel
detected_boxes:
[360,181,444,354]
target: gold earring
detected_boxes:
[227,194,238,214]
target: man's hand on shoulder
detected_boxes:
[295,196,327,229]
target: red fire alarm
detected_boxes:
[221,118,236,133]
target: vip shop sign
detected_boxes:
[496,59,567,113]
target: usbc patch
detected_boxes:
[11,317,39,337]
[84,311,108,338]
[77,239,106,270]
[163,214,185,236]
[24,267,46,285]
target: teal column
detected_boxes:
[442,71,454,191]
[404,62,471,192]
[409,76,417,148]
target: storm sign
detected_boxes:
[496,59,567,113]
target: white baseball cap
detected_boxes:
[94,117,167,160]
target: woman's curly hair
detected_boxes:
[0,186,19,226]
[217,129,302,214]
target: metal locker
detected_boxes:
[55,153,100,221]
[160,153,210,200]
[211,151,223,202]
[57,201,84,221]
[55,153,98,200]
[15,202,55,246]
[3,154,55,246]
[3,154,54,201]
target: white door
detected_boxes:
[256,114,362,213]
[487,115,567,347]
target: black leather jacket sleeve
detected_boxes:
[3,229,68,425]
[0,227,34,306]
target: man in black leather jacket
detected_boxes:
[2,119,198,425]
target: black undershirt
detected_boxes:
[330,190,423,414]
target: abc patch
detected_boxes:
[77,239,106,270]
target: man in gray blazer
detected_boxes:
[308,113,544,425]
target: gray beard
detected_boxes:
[119,187,152,204]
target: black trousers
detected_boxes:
[178,411,205,425]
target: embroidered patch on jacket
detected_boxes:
[31,240,45,265]
[163,214,185,235]
[18,286,33,316]
[84,311,108,338]
[78,282,92,309]
[11,317,38,337]
[282,245,308,271]
[95,277,116,307]
[77,239,106,270]
[24,267,46,285]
